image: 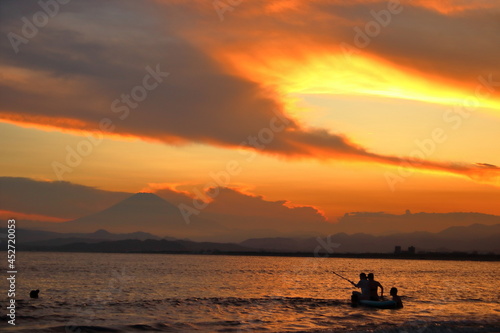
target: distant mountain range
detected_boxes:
[16,192,500,246]
[21,238,253,254]
[4,222,500,254]
[334,211,500,235]
[3,228,165,248]
[241,223,500,254]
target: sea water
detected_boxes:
[1,252,499,332]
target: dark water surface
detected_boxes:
[1,252,499,332]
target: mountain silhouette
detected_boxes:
[55,192,223,238]
[334,212,500,235]
[0,227,166,245]
[14,223,500,255]
[241,223,500,254]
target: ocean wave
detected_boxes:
[5,296,499,333]
[8,320,500,333]
[97,296,347,309]
[349,320,500,333]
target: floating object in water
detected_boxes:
[30,289,40,298]
[351,292,399,309]
[358,299,398,309]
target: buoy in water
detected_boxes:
[30,289,40,298]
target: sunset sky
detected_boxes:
[1,0,499,228]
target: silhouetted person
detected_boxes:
[30,289,39,298]
[390,287,403,308]
[351,273,369,300]
[367,273,384,301]
[351,273,370,306]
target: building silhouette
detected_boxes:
[394,245,416,254]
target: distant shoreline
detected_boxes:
[19,249,500,261]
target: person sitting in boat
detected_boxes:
[350,273,370,306]
[367,273,384,301]
[390,287,403,308]
[350,273,370,300]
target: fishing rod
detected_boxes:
[332,271,356,286]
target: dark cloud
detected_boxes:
[0,177,129,219]
[335,211,500,235]
[2,177,332,239]
[357,5,500,84]
[155,186,333,237]
[272,1,500,84]
[0,0,362,158]
[0,1,287,141]
[475,163,499,169]
[1,0,499,181]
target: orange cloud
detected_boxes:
[1,0,499,187]
[0,210,67,223]
[411,0,497,14]
[152,185,332,237]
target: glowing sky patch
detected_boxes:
[1,0,499,228]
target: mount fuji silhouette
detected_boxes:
[55,193,222,238]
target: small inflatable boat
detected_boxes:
[351,292,399,309]
[358,299,398,309]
